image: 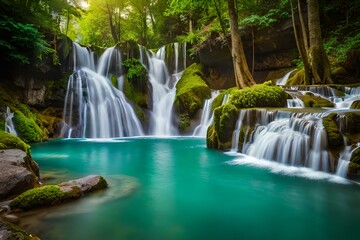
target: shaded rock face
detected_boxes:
[0,149,39,200]
[197,18,297,86]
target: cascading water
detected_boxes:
[139,43,187,136]
[193,91,220,137]
[62,42,144,138]
[230,110,332,172]
[4,107,17,136]
[276,69,296,85]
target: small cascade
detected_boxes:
[282,85,339,101]
[139,43,187,136]
[287,98,304,108]
[72,42,95,71]
[193,91,220,137]
[4,107,17,136]
[230,110,247,152]
[63,43,144,138]
[335,140,357,178]
[276,69,296,85]
[230,111,333,172]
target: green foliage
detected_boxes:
[206,125,218,149]
[123,58,148,85]
[0,16,53,64]
[322,113,344,149]
[10,185,80,211]
[13,111,44,143]
[175,63,211,117]
[0,130,30,153]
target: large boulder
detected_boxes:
[0,149,39,200]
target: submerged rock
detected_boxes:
[0,149,39,200]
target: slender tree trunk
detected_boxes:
[251,27,255,76]
[298,0,309,53]
[106,3,119,44]
[307,0,332,84]
[227,0,256,88]
[290,0,310,84]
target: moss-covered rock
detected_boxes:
[350,100,360,109]
[208,82,287,150]
[287,68,305,85]
[13,111,44,143]
[349,148,360,176]
[345,112,360,134]
[0,130,30,153]
[211,88,237,110]
[178,113,190,131]
[322,113,344,149]
[10,185,81,211]
[300,92,335,108]
[206,125,218,149]
[122,58,148,93]
[175,63,211,118]
[0,219,39,240]
[229,82,287,109]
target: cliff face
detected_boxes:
[197,17,297,88]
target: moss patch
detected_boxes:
[300,93,335,108]
[211,88,237,110]
[179,113,190,131]
[229,82,287,109]
[13,111,44,143]
[345,112,360,134]
[322,113,344,149]
[10,185,81,211]
[0,220,38,240]
[0,129,30,153]
[175,63,211,118]
[287,68,305,85]
[350,100,360,109]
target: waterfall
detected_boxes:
[276,69,296,85]
[287,98,304,108]
[229,111,333,172]
[4,107,17,136]
[62,43,144,138]
[335,142,358,178]
[193,91,219,137]
[139,43,187,136]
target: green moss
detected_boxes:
[344,112,360,134]
[206,125,218,149]
[13,111,44,143]
[300,93,335,108]
[175,63,211,118]
[179,113,190,131]
[208,83,287,150]
[348,162,360,175]
[211,88,237,110]
[0,129,30,153]
[287,68,305,85]
[0,220,37,240]
[10,185,80,211]
[322,113,344,149]
[350,100,360,109]
[229,82,287,109]
[110,75,118,88]
[123,76,149,109]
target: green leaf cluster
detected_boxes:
[0,16,52,64]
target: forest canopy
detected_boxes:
[0,0,359,69]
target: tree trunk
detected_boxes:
[307,0,332,84]
[227,0,256,88]
[106,3,119,44]
[290,0,310,84]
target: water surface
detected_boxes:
[27,138,360,240]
